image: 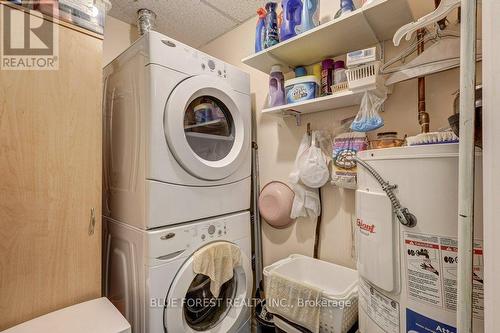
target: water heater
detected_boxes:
[355,144,483,333]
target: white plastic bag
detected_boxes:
[350,91,386,132]
[289,134,321,219]
[298,132,330,188]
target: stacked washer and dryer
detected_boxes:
[102,31,253,333]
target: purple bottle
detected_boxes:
[321,59,335,96]
[280,0,302,41]
[269,65,285,107]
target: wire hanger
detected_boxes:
[393,0,460,46]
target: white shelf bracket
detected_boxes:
[282,109,302,126]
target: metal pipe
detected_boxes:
[417,28,430,133]
[251,141,263,290]
[137,9,156,36]
[457,0,477,332]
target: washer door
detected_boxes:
[164,75,249,180]
[164,242,252,332]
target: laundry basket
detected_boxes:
[263,254,358,333]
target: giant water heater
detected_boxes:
[355,144,483,333]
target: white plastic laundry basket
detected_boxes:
[263,254,358,333]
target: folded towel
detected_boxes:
[266,271,321,333]
[193,242,241,297]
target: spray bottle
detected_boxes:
[255,7,267,52]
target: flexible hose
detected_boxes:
[355,157,417,228]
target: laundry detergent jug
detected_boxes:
[264,2,280,48]
[297,0,319,34]
[280,0,302,41]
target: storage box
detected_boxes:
[264,254,359,333]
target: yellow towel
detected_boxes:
[266,271,321,333]
[193,242,241,297]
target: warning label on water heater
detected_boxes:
[359,278,400,333]
[404,232,484,319]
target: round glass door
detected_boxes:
[183,97,235,162]
[183,273,236,331]
[164,76,250,181]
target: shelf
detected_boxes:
[184,119,223,129]
[241,0,413,74]
[262,90,364,117]
[185,132,234,141]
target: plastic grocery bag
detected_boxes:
[289,134,321,219]
[298,132,330,188]
[350,91,386,132]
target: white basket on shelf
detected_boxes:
[331,81,349,94]
[346,61,385,92]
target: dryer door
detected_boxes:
[164,75,250,180]
[164,241,252,333]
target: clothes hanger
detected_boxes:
[393,0,460,46]
[382,27,460,74]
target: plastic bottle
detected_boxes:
[264,2,280,48]
[320,59,335,96]
[255,8,267,53]
[312,63,322,97]
[294,66,307,77]
[298,0,320,34]
[269,65,285,107]
[334,0,355,19]
[333,60,347,84]
[280,0,302,41]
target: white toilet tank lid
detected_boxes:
[3,297,131,333]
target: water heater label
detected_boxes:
[404,232,484,319]
[359,278,400,333]
[406,308,456,333]
[404,233,443,307]
[440,237,484,319]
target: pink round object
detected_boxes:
[259,181,295,229]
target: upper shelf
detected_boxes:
[242,0,413,74]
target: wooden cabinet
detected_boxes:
[0,5,102,330]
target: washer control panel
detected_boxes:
[198,221,227,241]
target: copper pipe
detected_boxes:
[434,0,448,30]
[417,28,430,133]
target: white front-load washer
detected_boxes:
[103,31,251,229]
[104,211,253,333]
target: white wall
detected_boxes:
[103,16,138,66]
[201,2,481,269]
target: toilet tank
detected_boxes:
[2,298,131,333]
[355,144,483,333]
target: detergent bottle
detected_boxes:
[269,65,285,107]
[298,0,319,34]
[280,0,302,41]
[255,7,267,52]
[334,0,355,19]
[264,2,280,48]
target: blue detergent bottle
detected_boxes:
[335,0,355,19]
[255,7,267,52]
[264,2,280,48]
[298,0,319,34]
[280,0,302,41]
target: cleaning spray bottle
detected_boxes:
[280,0,302,41]
[255,7,267,52]
[298,0,320,34]
[264,2,280,48]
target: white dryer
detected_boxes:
[104,211,253,333]
[103,31,251,229]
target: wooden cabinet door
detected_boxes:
[0,10,102,330]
